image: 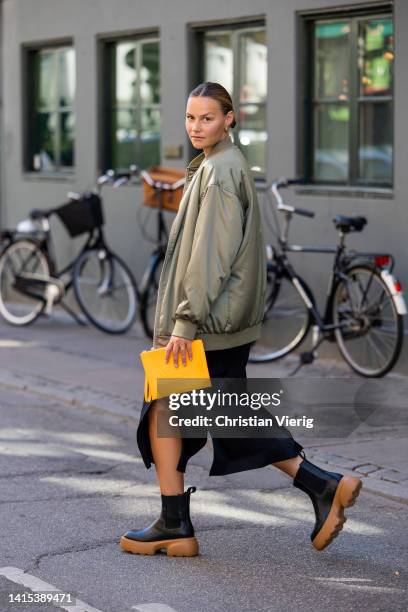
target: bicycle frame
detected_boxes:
[266,184,401,335]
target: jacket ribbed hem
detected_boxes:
[156,323,262,351]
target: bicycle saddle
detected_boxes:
[333,215,367,233]
[29,207,55,220]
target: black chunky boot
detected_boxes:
[120,486,199,557]
[293,455,362,551]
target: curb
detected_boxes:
[307,451,408,504]
[0,369,142,422]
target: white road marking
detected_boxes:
[132,605,179,612]
[0,340,38,348]
[0,566,104,612]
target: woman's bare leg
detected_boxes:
[271,455,303,478]
[148,398,184,495]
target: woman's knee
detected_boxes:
[147,398,169,432]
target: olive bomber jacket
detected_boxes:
[153,135,267,351]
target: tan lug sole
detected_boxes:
[312,475,362,551]
[120,535,199,557]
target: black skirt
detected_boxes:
[136,342,303,476]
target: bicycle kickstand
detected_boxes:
[288,325,325,376]
[59,300,89,327]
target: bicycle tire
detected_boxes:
[332,264,403,377]
[249,273,312,363]
[0,238,49,326]
[73,248,138,334]
[140,252,164,339]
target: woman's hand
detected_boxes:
[165,335,193,368]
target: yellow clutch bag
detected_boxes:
[140,339,212,402]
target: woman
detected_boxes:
[120,82,362,557]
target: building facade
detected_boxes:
[1,0,407,371]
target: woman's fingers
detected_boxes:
[165,340,174,364]
[173,342,180,368]
[165,336,193,367]
[187,343,193,361]
[180,344,187,366]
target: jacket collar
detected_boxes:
[186,135,233,179]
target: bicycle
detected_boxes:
[249,178,406,377]
[0,173,138,334]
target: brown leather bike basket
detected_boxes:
[142,166,186,213]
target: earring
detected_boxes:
[224,126,228,133]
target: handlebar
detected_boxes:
[95,165,185,191]
[271,178,315,219]
[140,170,185,191]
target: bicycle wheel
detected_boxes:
[249,274,312,362]
[73,248,138,334]
[332,265,403,377]
[140,253,164,338]
[0,239,49,325]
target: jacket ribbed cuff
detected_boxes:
[172,318,198,340]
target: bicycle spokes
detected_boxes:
[333,266,402,376]
[73,249,137,334]
[250,276,311,362]
[0,240,50,324]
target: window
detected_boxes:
[25,45,75,173]
[197,23,267,177]
[302,9,393,188]
[102,36,160,172]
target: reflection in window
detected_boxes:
[358,18,393,184]
[105,37,160,171]
[28,46,75,172]
[203,25,267,176]
[307,14,393,187]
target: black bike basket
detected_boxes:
[55,193,104,237]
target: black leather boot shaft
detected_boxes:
[161,486,195,530]
[293,458,342,541]
[123,486,196,543]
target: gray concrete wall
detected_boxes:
[1,0,407,371]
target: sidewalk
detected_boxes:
[0,314,407,503]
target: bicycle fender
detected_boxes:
[380,269,407,315]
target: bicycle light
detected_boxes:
[374,255,391,268]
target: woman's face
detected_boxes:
[185,96,233,155]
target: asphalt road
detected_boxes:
[0,384,406,612]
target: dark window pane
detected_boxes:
[359,18,393,97]
[203,32,233,96]
[34,112,57,171]
[313,104,349,181]
[107,38,160,170]
[140,131,160,169]
[60,111,75,167]
[141,42,160,104]
[115,42,137,106]
[239,30,267,103]
[141,106,160,132]
[359,102,392,183]
[112,109,138,169]
[238,104,266,174]
[314,21,350,100]
[38,52,56,109]
[59,48,75,107]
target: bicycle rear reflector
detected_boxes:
[374,255,390,268]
